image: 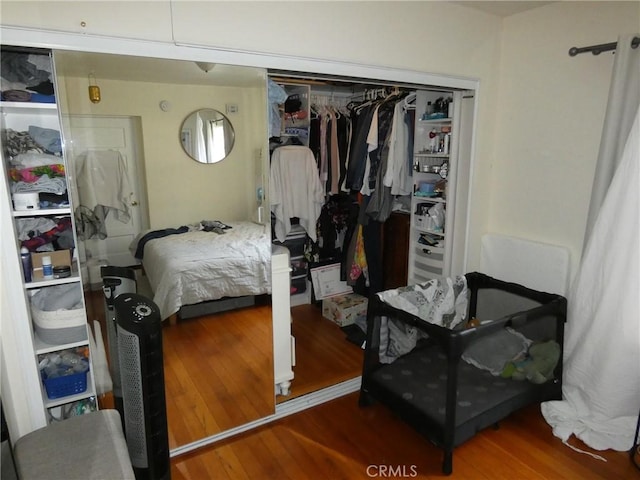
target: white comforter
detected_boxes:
[142,222,271,320]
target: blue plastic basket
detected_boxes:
[41,369,88,399]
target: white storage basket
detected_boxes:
[31,305,86,345]
[29,283,86,345]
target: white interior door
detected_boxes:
[66,115,148,267]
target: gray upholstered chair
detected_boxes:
[13,409,135,480]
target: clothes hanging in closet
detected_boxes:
[308,105,351,196]
[383,98,414,196]
[346,91,413,292]
[344,92,413,200]
[315,193,357,261]
[303,88,416,295]
[270,145,324,242]
[309,91,413,204]
[346,103,376,192]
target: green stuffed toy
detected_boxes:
[501,340,560,384]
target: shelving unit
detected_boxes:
[408,92,455,283]
[272,224,311,307]
[0,46,97,424]
[277,83,311,146]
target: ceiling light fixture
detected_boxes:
[88,72,101,103]
[195,62,216,73]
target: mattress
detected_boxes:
[369,343,535,428]
[142,221,271,319]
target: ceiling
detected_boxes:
[455,1,555,17]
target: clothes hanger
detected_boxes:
[403,92,417,111]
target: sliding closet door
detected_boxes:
[447,90,475,276]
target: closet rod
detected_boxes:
[568,36,640,56]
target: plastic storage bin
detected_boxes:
[41,369,88,399]
[30,284,86,345]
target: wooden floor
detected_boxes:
[280,303,364,402]
[86,291,636,478]
[162,303,275,448]
[161,301,363,446]
[88,287,364,448]
[170,394,636,479]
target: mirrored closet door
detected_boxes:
[53,51,274,449]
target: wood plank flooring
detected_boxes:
[162,304,275,449]
[161,301,363,446]
[89,286,365,448]
[279,303,364,402]
[170,395,636,479]
[87,289,636,478]
[166,302,635,479]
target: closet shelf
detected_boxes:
[412,195,446,204]
[413,225,445,236]
[414,153,449,158]
[0,101,57,113]
[13,207,71,217]
[24,263,81,290]
[34,334,90,355]
[417,117,452,124]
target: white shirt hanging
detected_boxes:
[270,145,324,242]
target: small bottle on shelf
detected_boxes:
[20,247,32,282]
[443,133,451,155]
[42,255,54,280]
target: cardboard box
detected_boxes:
[310,263,352,300]
[31,249,71,281]
[322,293,368,327]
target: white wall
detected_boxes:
[491,1,639,278]
[0,0,174,42]
[59,75,266,228]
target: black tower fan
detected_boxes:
[114,293,170,480]
[101,266,137,424]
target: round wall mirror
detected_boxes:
[180,108,235,163]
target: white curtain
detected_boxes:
[196,112,207,161]
[541,37,640,451]
[583,34,640,245]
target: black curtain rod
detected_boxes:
[569,36,640,56]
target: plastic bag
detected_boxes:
[428,203,445,231]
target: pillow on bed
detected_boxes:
[461,328,531,376]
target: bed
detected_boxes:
[135,221,271,321]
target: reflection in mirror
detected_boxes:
[52,50,273,450]
[181,108,235,163]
